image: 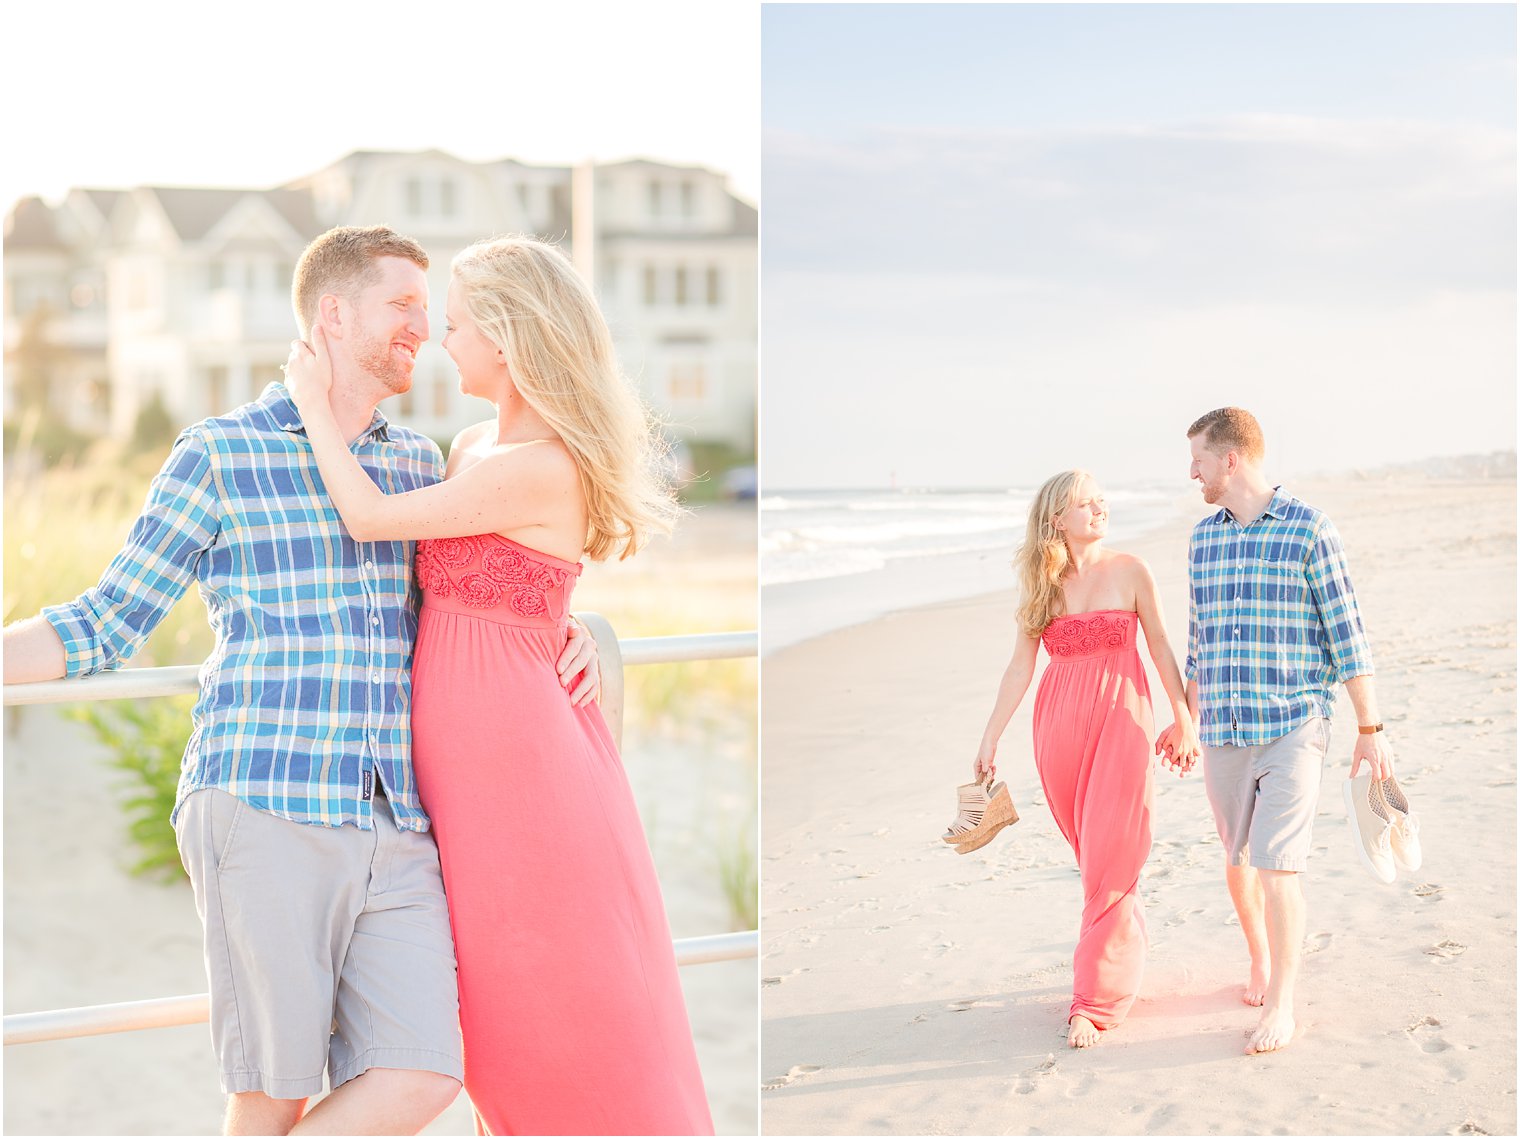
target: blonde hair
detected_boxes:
[1013,470,1091,638]
[451,235,680,561]
[292,225,429,338]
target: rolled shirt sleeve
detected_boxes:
[42,430,221,677]
[1304,515,1374,684]
[1184,530,1200,681]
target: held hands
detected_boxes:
[1154,720,1202,777]
[282,326,335,414]
[558,620,602,707]
[1349,729,1394,782]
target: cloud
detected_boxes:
[762,116,1516,306]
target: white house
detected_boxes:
[4,150,756,451]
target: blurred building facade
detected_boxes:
[3,150,757,450]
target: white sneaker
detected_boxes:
[1343,773,1397,884]
[1379,774,1422,873]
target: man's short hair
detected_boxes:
[291,226,429,337]
[1187,407,1265,463]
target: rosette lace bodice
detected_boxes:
[1041,609,1138,660]
[415,533,582,626]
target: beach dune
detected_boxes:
[760,468,1515,1136]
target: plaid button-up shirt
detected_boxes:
[1185,487,1374,747]
[43,385,443,831]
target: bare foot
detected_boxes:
[1068,1014,1100,1049]
[1245,1006,1295,1054]
[1244,962,1270,1007]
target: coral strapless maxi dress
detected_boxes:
[1032,610,1155,1030]
[410,533,713,1136]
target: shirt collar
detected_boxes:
[1207,485,1291,527]
[261,382,391,444]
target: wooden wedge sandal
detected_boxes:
[941,772,1018,853]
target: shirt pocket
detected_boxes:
[1247,558,1308,607]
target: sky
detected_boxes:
[761,3,1517,489]
[2,0,758,210]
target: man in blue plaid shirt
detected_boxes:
[4,226,598,1134]
[1175,407,1394,1058]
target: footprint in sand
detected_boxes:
[1303,931,1334,954]
[947,997,1001,1012]
[1406,1015,1452,1053]
[1456,1120,1492,1135]
[1413,883,1443,898]
[762,968,809,987]
[927,939,959,959]
[1426,939,1468,961]
[1011,1054,1058,1096]
[762,1064,823,1091]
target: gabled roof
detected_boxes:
[4,196,66,250]
[79,188,124,217]
[142,187,323,242]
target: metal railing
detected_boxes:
[3,617,757,1047]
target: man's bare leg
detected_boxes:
[1247,869,1304,1054]
[225,1092,306,1136]
[1224,862,1270,1006]
[290,1068,460,1136]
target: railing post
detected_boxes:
[573,611,624,749]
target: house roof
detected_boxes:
[143,186,324,242]
[79,188,124,217]
[4,196,66,250]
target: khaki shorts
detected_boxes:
[175,789,463,1098]
[1202,716,1330,873]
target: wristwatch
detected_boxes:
[1357,723,1384,735]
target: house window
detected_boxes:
[706,267,721,306]
[643,265,659,305]
[440,180,457,216]
[667,360,707,403]
[208,262,224,290]
[673,266,688,306]
[433,371,451,417]
[680,180,695,217]
[405,178,423,215]
[127,270,150,310]
[648,180,663,217]
[207,365,228,413]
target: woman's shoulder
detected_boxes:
[451,418,495,448]
[480,436,579,484]
[1102,549,1156,580]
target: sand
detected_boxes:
[759,470,1516,1136]
[3,503,758,1136]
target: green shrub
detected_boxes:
[68,697,193,882]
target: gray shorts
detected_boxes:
[175,789,464,1098]
[1202,716,1331,873]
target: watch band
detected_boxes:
[1357,722,1384,735]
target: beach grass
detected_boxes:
[5,456,757,903]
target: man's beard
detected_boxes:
[352,317,413,394]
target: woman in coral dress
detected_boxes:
[974,470,1200,1048]
[286,236,711,1134]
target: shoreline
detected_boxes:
[762,457,1515,658]
[759,470,1516,1136]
